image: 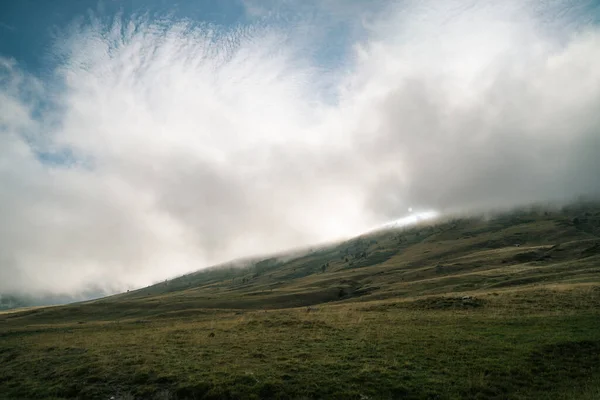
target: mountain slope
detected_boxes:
[102,201,600,311]
[1,201,599,400]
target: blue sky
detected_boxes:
[0,0,368,78]
[0,1,246,70]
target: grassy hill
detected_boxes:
[1,202,599,399]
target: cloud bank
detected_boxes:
[1,0,599,297]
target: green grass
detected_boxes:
[1,202,599,399]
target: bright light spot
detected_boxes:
[369,210,440,233]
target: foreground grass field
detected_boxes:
[1,203,599,399]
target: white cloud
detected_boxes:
[1,0,599,297]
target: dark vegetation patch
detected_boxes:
[581,242,600,257]
[407,296,486,310]
[345,250,398,269]
[466,339,600,399]
[512,250,546,263]
[527,340,600,382]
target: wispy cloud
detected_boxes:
[1,0,599,297]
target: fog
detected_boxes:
[1,0,599,298]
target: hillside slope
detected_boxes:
[1,202,599,400]
[102,201,600,311]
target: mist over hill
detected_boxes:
[2,0,600,299]
[2,200,598,311]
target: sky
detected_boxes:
[1,0,600,300]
